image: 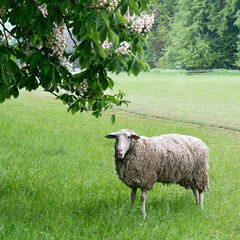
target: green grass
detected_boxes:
[0,73,240,239]
[110,71,240,131]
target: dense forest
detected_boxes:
[145,0,240,70]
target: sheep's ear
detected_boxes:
[131,133,140,140]
[105,133,116,139]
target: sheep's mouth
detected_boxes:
[116,153,124,159]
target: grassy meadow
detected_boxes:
[0,71,240,239]
[110,70,240,131]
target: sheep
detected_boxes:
[105,129,209,218]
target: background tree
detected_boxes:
[159,0,240,69]
[145,0,240,70]
[144,0,177,68]
[234,9,240,67]
[0,0,156,120]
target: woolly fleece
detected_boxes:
[113,130,209,193]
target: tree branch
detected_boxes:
[41,85,70,106]
[51,3,77,47]
[2,23,10,49]
[0,18,23,52]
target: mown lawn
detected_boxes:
[110,70,240,131]
[0,73,239,239]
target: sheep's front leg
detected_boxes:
[141,189,147,219]
[199,191,204,209]
[131,187,137,205]
[192,188,199,204]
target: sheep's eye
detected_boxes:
[128,136,131,139]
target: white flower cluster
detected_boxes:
[124,10,135,23]
[48,24,72,71]
[101,38,112,50]
[78,79,88,94]
[131,14,154,35]
[38,4,48,18]
[115,41,131,55]
[19,63,27,69]
[38,4,72,71]
[131,17,144,34]
[92,0,121,12]
[47,24,65,58]
[61,56,73,72]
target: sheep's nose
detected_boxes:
[116,149,124,159]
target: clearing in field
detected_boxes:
[111,70,240,131]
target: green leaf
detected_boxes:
[85,11,97,28]
[101,77,108,91]
[136,59,150,72]
[72,21,82,36]
[96,101,103,111]
[30,54,39,73]
[115,13,128,25]
[131,60,140,76]
[92,40,107,59]
[109,95,119,104]
[0,0,10,8]
[37,17,47,36]
[107,77,114,90]
[71,102,80,114]
[87,76,95,88]
[110,114,116,125]
[18,8,28,28]
[40,63,52,82]
[99,10,110,28]
[120,3,128,15]
[10,86,19,98]
[129,0,140,15]
[0,84,10,103]
[82,40,92,59]
[119,59,128,69]
[107,59,117,72]
[108,28,119,45]
[5,59,19,74]
[99,27,107,43]
[140,0,148,10]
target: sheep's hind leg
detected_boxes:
[199,191,204,209]
[192,188,199,204]
[141,189,147,219]
[131,187,137,205]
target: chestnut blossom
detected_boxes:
[61,57,73,72]
[38,4,72,71]
[47,24,65,59]
[78,79,88,94]
[124,10,136,23]
[131,17,145,34]
[19,63,27,69]
[92,0,121,12]
[101,38,112,50]
[115,41,131,55]
[142,14,154,32]
[131,14,154,35]
[38,4,48,18]
[47,24,73,71]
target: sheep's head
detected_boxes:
[105,129,140,159]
